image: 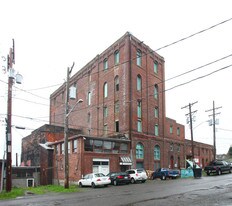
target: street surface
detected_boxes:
[1,173,232,206]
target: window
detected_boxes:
[155,124,159,136]
[103,106,108,117]
[154,107,159,118]
[170,125,173,134]
[115,120,119,132]
[154,84,158,99]
[170,143,174,151]
[68,141,71,153]
[94,140,103,152]
[137,75,142,91]
[103,82,108,98]
[115,76,119,91]
[120,143,128,153]
[88,92,91,105]
[103,141,112,153]
[177,144,181,152]
[115,101,119,113]
[177,127,180,136]
[114,50,119,65]
[137,101,142,132]
[154,61,158,73]
[154,145,160,160]
[136,50,142,66]
[61,143,64,154]
[136,143,144,159]
[73,139,77,153]
[104,124,108,135]
[103,58,108,70]
[84,139,93,151]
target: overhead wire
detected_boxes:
[1,17,232,127]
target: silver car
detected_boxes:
[126,168,147,184]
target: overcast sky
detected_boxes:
[0,0,232,165]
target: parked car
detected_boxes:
[152,168,180,180]
[78,173,111,188]
[126,168,147,184]
[204,160,231,176]
[107,172,131,186]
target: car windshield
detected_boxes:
[137,169,145,173]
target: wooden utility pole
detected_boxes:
[64,63,74,189]
[182,101,198,161]
[205,101,222,161]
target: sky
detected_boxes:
[0,0,232,165]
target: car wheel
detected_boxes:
[141,180,146,183]
[79,182,82,188]
[217,169,222,175]
[131,178,136,184]
[161,174,166,180]
[229,169,232,173]
[113,180,118,186]
[91,182,96,188]
[104,184,108,187]
[207,172,210,176]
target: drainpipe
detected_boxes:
[128,33,133,168]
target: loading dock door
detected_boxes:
[92,158,109,175]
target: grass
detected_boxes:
[0,185,80,200]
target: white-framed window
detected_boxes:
[154,145,160,160]
[136,143,144,159]
[114,50,120,65]
[73,139,77,153]
[115,76,119,91]
[154,84,158,99]
[137,101,142,132]
[103,106,108,117]
[88,92,91,105]
[137,75,142,91]
[104,82,108,98]
[103,58,108,70]
[154,61,158,73]
[170,125,173,134]
[155,124,159,136]
[154,107,159,118]
[136,50,142,66]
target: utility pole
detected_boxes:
[5,40,22,192]
[182,101,198,161]
[64,63,74,189]
[205,101,222,161]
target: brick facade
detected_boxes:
[21,32,214,185]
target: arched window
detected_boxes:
[103,82,108,98]
[114,76,119,91]
[154,84,158,99]
[114,50,120,65]
[137,75,142,91]
[154,145,160,160]
[136,50,142,66]
[136,143,144,159]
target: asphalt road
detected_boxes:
[1,173,232,206]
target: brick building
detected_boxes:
[48,32,213,183]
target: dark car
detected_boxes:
[107,172,131,186]
[204,160,231,176]
[152,168,180,180]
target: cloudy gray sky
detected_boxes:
[0,0,232,165]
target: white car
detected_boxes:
[78,173,111,188]
[126,168,147,184]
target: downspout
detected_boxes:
[97,55,100,136]
[162,62,165,167]
[128,33,133,167]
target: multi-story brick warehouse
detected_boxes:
[47,32,214,181]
